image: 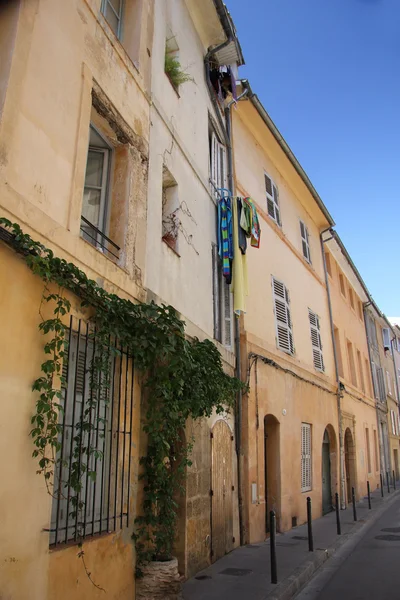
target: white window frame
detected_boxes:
[386,370,392,396]
[212,244,233,349]
[210,132,227,199]
[272,277,294,355]
[397,338,400,353]
[308,309,324,372]
[265,173,281,226]
[300,221,311,264]
[382,327,391,353]
[101,0,124,39]
[301,423,312,492]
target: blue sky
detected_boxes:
[226,0,400,316]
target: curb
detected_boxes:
[265,489,400,600]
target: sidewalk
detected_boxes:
[183,486,400,600]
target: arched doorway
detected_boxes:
[322,429,332,514]
[264,414,280,534]
[211,419,233,562]
[344,428,356,503]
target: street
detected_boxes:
[296,494,400,600]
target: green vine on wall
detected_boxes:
[0,217,243,577]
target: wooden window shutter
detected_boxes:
[377,367,386,401]
[222,277,233,348]
[300,221,311,263]
[309,310,324,372]
[301,423,312,492]
[211,243,221,342]
[391,410,396,435]
[272,277,294,355]
[371,361,379,400]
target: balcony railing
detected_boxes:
[80,216,120,260]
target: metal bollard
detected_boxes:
[270,510,278,584]
[380,473,384,497]
[335,492,341,535]
[367,481,372,509]
[387,471,390,494]
[307,497,314,552]
[352,487,357,521]
[393,470,396,490]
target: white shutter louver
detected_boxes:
[301,423,312,492]
[300,221,311,263]
[222,278,233,348]
[272,277,294,355]
[309,309,324,372]
[265,174,281,225]
[210,132,227,198]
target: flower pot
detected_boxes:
[136,557,182,600]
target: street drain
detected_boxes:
[375,535,400,541]
[381,527,400,533]
[292,536,308,540]
[195,575,212,580]
[219,568,252,576]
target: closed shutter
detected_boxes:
[309,309,324,372]
[377,367,386,401]
[212,243,221,342]
[272,277,294,355]
[300,221,311,263]
[391,410,396,435]
[211,243,232,348]
[222,276,233,348]
[386,371,392,396]
[371,361,379,399]
[265,174,281,225]
[301,423,312,492]
[397,412,400,437]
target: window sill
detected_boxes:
[165,73,181,98]
[49,529,115,553]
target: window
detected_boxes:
[373,429,379,471]
[382,327,391,352]
[272,277,294,355]
[299,221,311,263]
[366,428,371,473]
[397,338,400,353]
[347,340,357,387]
[101,0,124,39]
[212,245,233,348]
[265,173,281,225]
[50,318,133,546]
[357,349,365,393]
[309,310,324,371]
[210,132,227,198]
[366,314,378,349]
[358,301,363,321]
[377,366,386,401]
[325,252,332,277]
[386,370,392,396]
[371,361,379,399]
[301,423,312,492]
[365,357,372,396]
[334,325,344,377]
[348,287,355,310]
[339,272,346,298]
[162,166,179,253]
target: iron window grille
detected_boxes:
[48,317,134,547]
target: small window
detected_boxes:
[365,357,372,396]
[358,301,363,321]
[265,173,281,226]
[325,252,332,277]
[386,370,392,396]
[101,0,124,39]
[212,245,233,349]
[366,428,372,474]
[309,310,324,372]
[272,277,294,355]
[301,423,312,492]
[357,349,365,393]
[339,272,346,297]
[210,132,227,199]
[382,328,391,352]
[347,340,357,387]
[300,221,311,263]
[348,287,355,310]
[391,410,396,435]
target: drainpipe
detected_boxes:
[320,230,346,509]
[205,43,247,546]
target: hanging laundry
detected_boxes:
[237,197,247,254]
[217,193,233,283]
[242,197,261,248]
[232,196,248,315]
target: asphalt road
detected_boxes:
[296,493,400,600]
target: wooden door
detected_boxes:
[211,420,233,562]
[322,431,332,514]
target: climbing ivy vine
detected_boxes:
[0,217,243,576]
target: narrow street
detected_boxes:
[296,494,400,600]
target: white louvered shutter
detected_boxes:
[300,221,311,263]
[301,423,312,492]
[377,367,386,401]
[397,412,400,436]
[265,174,281,225]
[210,132,227,198]
[272,277,294,355]
[309,310,324,372]
[222,276,233,348]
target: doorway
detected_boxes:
[394,448,399,481]
[211,420,233,562]
[322,429,332,514]
[344,427,356,503]
[264,414,280,534]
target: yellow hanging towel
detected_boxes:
[232,197,248,315]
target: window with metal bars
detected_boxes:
[300,221,311,263]
[101,0,124,39]
[308,309,324,372]
[301,423,312,492]
[272,277,294,355]
[265,173,281,226]
[48,317,134,547]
